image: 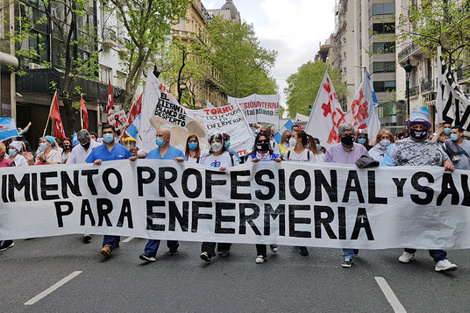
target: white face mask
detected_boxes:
[211,142,223,152]
[289,137,297,147]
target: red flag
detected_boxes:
[80,94,89,129]
[50,91,66,140]
[106,80,114,117]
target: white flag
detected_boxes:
[137,69,161,151]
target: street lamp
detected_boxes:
[403,58,414,120]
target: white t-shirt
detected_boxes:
[66,140,102,164]
[283,149,322,163]
[200,151,239,168]
[12,154,28,167]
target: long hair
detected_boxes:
[250,133,273,155]
[185,134,201,159]
[373,129,395,146]
[296,130,318,154]
[280,130,291,144]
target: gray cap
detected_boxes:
[77,129,91,141]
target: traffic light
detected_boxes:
[309,105,312,112]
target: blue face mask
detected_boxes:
[156,137,165,147]
[188,142,198,150]
[450,133,458,141]
[103,133,114,144]
[224,141,231,149]
[317,144,321,151]
[39,143,47,151]
[8,149,17,156]
[358,138,366,145]
[443,128,451,135]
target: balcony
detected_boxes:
[398,42,422,61]
[420,79,434,93]
[410,85,419,96]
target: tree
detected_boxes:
[204,17,278,98]
[7,0,99,135]
[285,61,345,118]
[397,0,470,69]
[103,0,190,108]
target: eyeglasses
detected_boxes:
[258,140,269,143]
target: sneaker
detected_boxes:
[299,247,308,256]
[270,245,278,253]
[341,258,353,268]
[0,240,14,251]
[139,253,156,262]
[435,259,457,272]
[83,234,92,243]
[100,244,112,257]
[200,252,211,262]
[398,251,415,263]
[168,249,179,256]
[255,255,266,264]
[219,250,230,257]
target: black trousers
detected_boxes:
[201,242,232,257]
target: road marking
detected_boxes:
[24,271,82,305]
[375,277,407,313]
[123,237,134,242]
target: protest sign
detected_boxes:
[107,110,129,131]
[228,94,280,128]
[1,160,470,250]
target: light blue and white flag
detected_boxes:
[273,119,294,144]
[125,114,141,139]
[0,118,19,142]
[71,132,79,146]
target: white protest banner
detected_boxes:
[148,89,254,156]
[137,69,161,152]
[107,110,129,131]
[228,94,280,127]
[2,161,470,250]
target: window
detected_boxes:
[372,23,395,34]
[370,3,395,16]
[373,81,396,92]
[373,62,395,73]
[100,66,112,84]
[372,42,395,54]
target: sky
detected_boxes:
[201,0,336,108]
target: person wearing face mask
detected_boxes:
[432,122,451,144]
[185,134,205,163]
[60,138,73,163]
[222,133,242,163]
[355,129,372,151]
[199,132,239,263]
[259,125,281,155]
[138,128,186,263]
[35,136,61,165]
[66,129,102,243]
[442,125,470,170]
[324,123,369,268]
[123,137,137,156]
[278,130,294,157]
[245,133,281,263]
[368,130,395,162]
[8,141,28,167]
[382,107,457,272]
[86,125,136,257]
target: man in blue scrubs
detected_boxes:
[86,124,136,257]
[139,128,187,262]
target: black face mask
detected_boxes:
[257,143,270,151]
[409,129,427,141]
[63,145,71,150]
[81,142,91,149]
[340,135,354,146]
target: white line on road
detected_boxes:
[375,276,407,313]
[123,237,134,242]
[24,271,82,305]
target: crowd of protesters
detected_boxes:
[0,106,465,272]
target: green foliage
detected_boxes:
[102,0,191,107]
[285,61,345,118]
[204,17,278,98]
[397,0,470,68]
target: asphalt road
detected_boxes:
[0,235,468,313]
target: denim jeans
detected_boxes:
[103,235,120,250]
[404,248,447,262]
[144,240,179,257]
[343,248,355,259]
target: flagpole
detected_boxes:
[43,91,56,137]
